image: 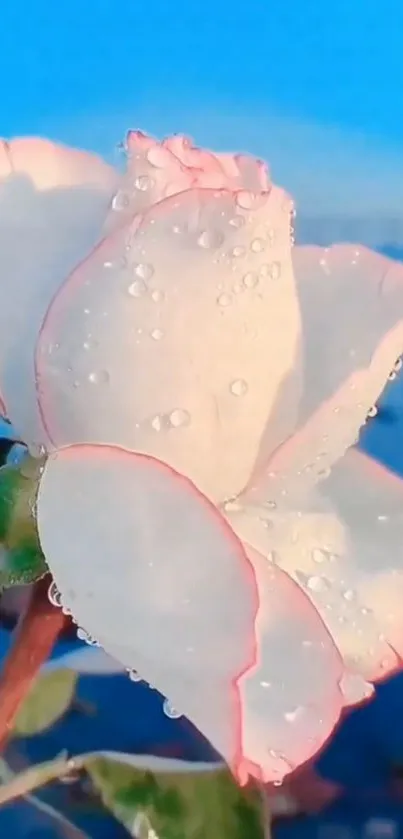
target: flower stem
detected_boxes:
[0,575,68,751]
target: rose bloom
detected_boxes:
[1,131,403,785]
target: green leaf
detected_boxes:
[13,669,77,736]
[87,754,266,839]
[0,457,48,587]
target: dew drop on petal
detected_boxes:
[127,669,143,682]
[88,370,110,385]
[112,191,130,211]
[163,697,182,719]
[197,230,224,249]
[306,575,329,593]
[151,415,162,431]
[128,279,147,297]
[230,379,248,397]
[229,245,246,257]
[48,580,62,608]
[243,272,258,289]
[151,289,164,303]
[135,263,154,280]
[250,238,266,253]
[134,175,152,192]
[217,293,232,307]
[229,216,245,228]
[169,409,190,428]
[150,328,164,341]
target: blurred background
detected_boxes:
[1,0,403,835]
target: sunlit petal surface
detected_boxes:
[36,444,343,783]
[0,137,118,447]
[246,245,403,501]
[228,448,403,685]
[36,185,300,502]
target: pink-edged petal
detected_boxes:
[228,448,403,684]
[36,443,343,783]
[217,153,271,192]
[106,131,195,231]
[246,245,403,502]
[0,136,118,446]
[239,546,343,783]
[36,444,257,780]
[162,135,227,188]
[36,185,300,503]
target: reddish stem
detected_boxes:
[0,575,68,751]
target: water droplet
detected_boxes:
[28,442,46,458]
[169,409,190,428]
[83,337,97,351]
[229,379,248,396]
[250,238,265,253]
[151,415,162,431]
[77,627,99,646]
[217,293,232,307]
[151,289,164,303]
[311,548,328,564]
[269,261,281,279]
[388,370,397,381]
[88,370,110,385]
[367,405,377,418]
[260,680,271,688]
[236,190,256,210]
[134,174,151,191]
[127,669,143,682]
[394,357,402,373]
[135,263,154,280]
[343,589,355,601]
[163,698,182,719]
[229,216,245,228]
[48,581,62,608]
[223,499,242,513]
[151,328,164,340]
[284,706,304,723]
[112,191,130,211]
[243,271,258,288]
[128,279,147,297]
[229,245,246,258]
[306,575,329,592]
[197,229,224,249]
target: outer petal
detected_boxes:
[36,185,300,503]
[106,131,195,231]
[227,448,403,684]
[246,245,403,501]
[36,444,343,783]
[0,137,118,448]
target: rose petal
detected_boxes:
[36,185,300,503]
[217,153,271,191]
[36,444,257,779]
[162,134,227,187]
[0,136,118,447]
[228,447,403,683]
[246,245,403,502]
[36,443,342,782]
[106,131,195,231]
[239,546,343,783]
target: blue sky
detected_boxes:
[1,0,403,220]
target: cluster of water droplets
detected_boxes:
[47,580,98,644]
[126,669,182,719]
